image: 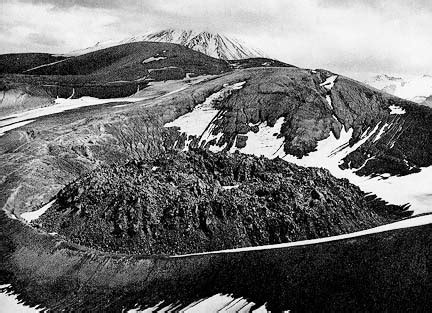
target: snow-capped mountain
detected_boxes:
[68,29,266,60]
[365,74,432,106]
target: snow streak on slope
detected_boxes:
[21,200,55,222]
[234,118,285,158]
[0,96,146,137]
[164,81,246,150]
[389,105,406,114]
[365,74,432,104]
[174,213,432,257]
[68,29,266,60]
[128,294,268,312]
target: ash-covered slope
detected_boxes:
[69,29,266,60]
[38,150,402,255]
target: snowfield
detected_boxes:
[0,285,42,313]
[0,96,146,137]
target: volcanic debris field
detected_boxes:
[38,149,407,255]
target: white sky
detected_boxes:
[1,0,431,80]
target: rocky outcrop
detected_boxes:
[38,149,406,255]
[168,68,432,177]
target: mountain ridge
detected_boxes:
[67,28,267,60]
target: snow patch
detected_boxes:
[222,185,239,190]
[21,200,55,222]
[0,286,41,312]
[320,75,338,90]
[0,96,146,137]
[373,122,390,142]
[164,81,246,150]
[325,95,333,109]
[0,120,35,136]
[142,56,167,63]
[233,118,285,158]
[389,105,406,115]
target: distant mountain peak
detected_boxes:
[371,74,403,82]
[68,28,267,60]
[365,73,432,106]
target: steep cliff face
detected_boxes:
[166,67,432,179]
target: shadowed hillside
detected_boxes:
[0,53,67,74]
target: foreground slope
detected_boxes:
[1,210,431,311]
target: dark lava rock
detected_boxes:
[39,149,407,255]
